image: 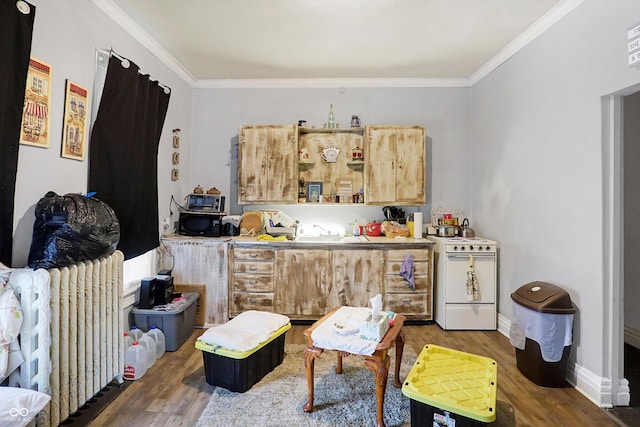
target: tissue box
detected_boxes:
[359,311,390,342]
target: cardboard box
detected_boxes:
[174,284,206,326]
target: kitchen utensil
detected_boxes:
[239,211,263,235]
[458,218,475,238]
[436,224,458,237]
[365,221,382,236]
[382,206,405,221]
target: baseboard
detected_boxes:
[497,312,626,407]
[624,324,640,349]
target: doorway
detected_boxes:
[603,85,640,411]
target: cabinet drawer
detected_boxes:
[231,275,274,292]
[386,274,430,292]
[233,248,276,261]
[233,261,274,274]
[386,249,430,262]
[386,260,430,276]
[232,292,274,313]
[385,292,429,316]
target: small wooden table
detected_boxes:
[302,307,406,427]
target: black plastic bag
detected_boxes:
[28,191,120,269]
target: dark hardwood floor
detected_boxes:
[87,324,634,426]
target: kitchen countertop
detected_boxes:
[228,235,434,248]
[163,234,434,248]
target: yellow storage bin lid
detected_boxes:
[195,323,290,359]
[402,344,498,423]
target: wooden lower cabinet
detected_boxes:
[229,244,433,321]
[229,247,276,316]
[330,249,384,308]
[385,249,432,319]
[275,249,331,317]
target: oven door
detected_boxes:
[444,252,496,303]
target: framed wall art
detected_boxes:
[20,57,52,148]
[306,181,323,203]
[61,79,89,160]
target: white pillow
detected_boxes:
[226,311,290,342]
[0,387,50,427]
[198,326,261,352]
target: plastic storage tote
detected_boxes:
[132,292,199,351]
[402,344,498,426]
[195,322,291,393]
[509,281,576,387]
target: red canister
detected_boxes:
[365,221,382,236]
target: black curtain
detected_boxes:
[88,54,170,260]
[0,0,36,266]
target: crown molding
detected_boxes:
[469,0,584,85]
[93,0,583,90]
[91,0,197,86]
[192,77,470,89]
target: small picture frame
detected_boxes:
[306,182,323,203]
[171,168,179,181]
[172,151,180,165]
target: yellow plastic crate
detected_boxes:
[402,344,498,424]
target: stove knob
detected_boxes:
[486,246,491,251]
[453,246,458,251]
[460,246,466,251]
[478,246,483,251]
[469,245,474,250]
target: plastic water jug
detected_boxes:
[124,341,148,380]
[147,325,166,360]
[123,332,134,349]
[138,332,157,367]
[128,325,143,341]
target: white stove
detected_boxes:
[428,235,498,330]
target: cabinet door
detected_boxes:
[238,125,298,204]
[276,249,331,317]
[331,249,384,308]
[365,125,426,205]
[395,126,426,204]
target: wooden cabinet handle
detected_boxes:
[403,299,412,305]
[249,253,258,258]
[249,298,258,304]
[249,266,258,271]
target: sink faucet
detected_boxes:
[313,224,330,235]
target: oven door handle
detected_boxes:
[447,253,495,259]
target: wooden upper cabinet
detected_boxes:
[238,125,298,204]
[365,125,426,205]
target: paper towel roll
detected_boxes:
[413,212,423,239]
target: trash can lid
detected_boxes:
[511,281,576,314]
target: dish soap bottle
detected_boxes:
[353,220,360,237]
[327,104,335,129]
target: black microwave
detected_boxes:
[178,212,222,237]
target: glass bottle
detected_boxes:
[328,104,335,129]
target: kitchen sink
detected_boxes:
[295,235,369,243]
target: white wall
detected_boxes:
[12,0,193,267]
[190,87,472,227]
[470,0,640,378]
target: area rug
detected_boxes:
[196,343,417,427]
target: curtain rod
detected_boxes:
[109,49,171,94]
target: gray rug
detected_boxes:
[197,343,416,427]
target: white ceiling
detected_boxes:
[94,0,581,86]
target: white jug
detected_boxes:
[147,326,166,360]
